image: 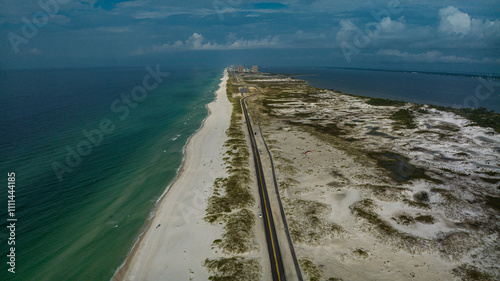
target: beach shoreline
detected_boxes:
[113,68,230,280]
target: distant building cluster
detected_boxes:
[229,65,258,73]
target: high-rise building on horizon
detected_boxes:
[238,65,244,73]
[252,65,258,73]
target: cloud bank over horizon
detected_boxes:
[1,0,499,73]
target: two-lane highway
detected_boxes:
[241,93,286,281]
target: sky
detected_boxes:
[1,0,499,73]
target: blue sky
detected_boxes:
[1,0,499,73]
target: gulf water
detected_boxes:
[0,66,223,280]
[262,67,500,113]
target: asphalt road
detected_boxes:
[249,105,304,281]
[241,93,286,281]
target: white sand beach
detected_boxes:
[114,69,231,280]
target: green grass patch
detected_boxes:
[360,184,406,202]
[480,177,500,184]
[430,188,457,202]
[403,199,431,209]
[415,215,435,224]
[452,264,493,281]
[368,152,439,183]
[417,108,429,114]
[205,73,256,256]
[435,122,461,132]
[205,257,261,281]
[415,130,441,134]
[294,112,315,118]
[366,98,406,107]
[301,97,321,103]
[220,209,255,254]
[395,214,414,225]
[351,199,398,236]
[351,199,420,246]
[206,215,220,223]
[279,177,300,190]
[430,106,500,133]
[299,258,323,281]
[485,196,500,213]
[478,171,500,177]
[390,109,416,129]
[275,155,293,164]
[277,164,299,176]
[353,248,369,258]
[289,199,343,244]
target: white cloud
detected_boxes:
[470,18,500,39]
[133,33,282,54]
[335,16,406,49]
[379,16,405,33]
[333,6,498,56]
[227,36,281,49]
[338,16,405,34]
[131,7,217,19]
[185,33,205,49]
[129,3,292,20]
[436,6,500,47]
[335,19,358,45]
[339,19,356,31]
[481,57,500,64]
[438,6,471,35]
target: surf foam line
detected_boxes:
[111,68,227,280]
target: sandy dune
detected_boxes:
[242,72,499,280]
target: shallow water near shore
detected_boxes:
[0,67,223,280]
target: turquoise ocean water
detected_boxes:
[0,66,223,280]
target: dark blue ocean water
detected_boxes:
[0,66,222,280]
[261,67,500,113]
